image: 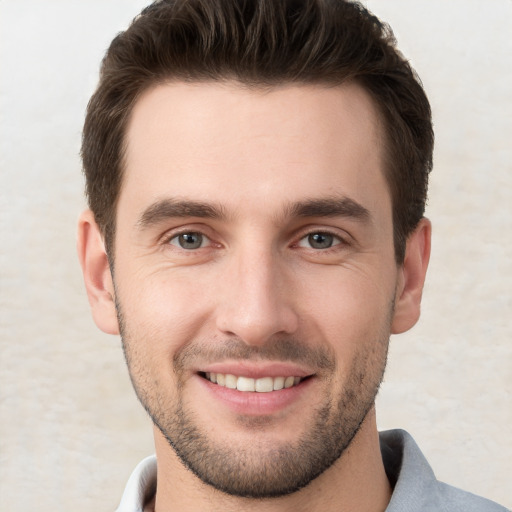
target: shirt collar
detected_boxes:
[115,455,157,512]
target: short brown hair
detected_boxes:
[82,0,433,262]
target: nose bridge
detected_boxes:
[215,240,298,345]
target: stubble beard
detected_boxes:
[117,302,391,499]
[160,351,386,498]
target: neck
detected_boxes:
[151,408,391,512]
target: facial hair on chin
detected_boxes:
[117,300,392,498]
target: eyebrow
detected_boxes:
[137,195,371,230]
[285,197,370,222]
[137,199,227,229]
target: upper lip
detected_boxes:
[197,361,314,379]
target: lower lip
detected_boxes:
[196,375,314,416]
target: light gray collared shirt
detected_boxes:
[115,429,508,512]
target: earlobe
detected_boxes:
[77,210,120,335]
[391,218,431,334]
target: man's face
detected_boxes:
[113,82,400,497]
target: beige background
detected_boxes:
[1,0,510,510]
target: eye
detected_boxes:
[168,232,209,250]
[298,232,341,250]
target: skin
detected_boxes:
[78,81,431,512]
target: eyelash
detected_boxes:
[161,228,349,252]
[295,230,348,251]
[162,230,214,250]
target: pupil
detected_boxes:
[309,233,333,249]
[179,232,202,249]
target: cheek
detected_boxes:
[116,269,215,355]
[302,274,393,395]
[298,266,396,348]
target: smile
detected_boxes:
[203,372,304,392]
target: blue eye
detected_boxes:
[298,232,341,249]
[169,232,208,250]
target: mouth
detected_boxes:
[196,367,316,415]
[199,372,309,392]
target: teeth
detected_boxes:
[204,373,304,392]
[237,376,255,392]
[225,374,237,389]
[284,376,295,388]
[273,376,285,390]
[255,377,273,393]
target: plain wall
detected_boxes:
[0,1,510,510]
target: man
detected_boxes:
[77,1,507,511]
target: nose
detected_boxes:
[215,248,299,346]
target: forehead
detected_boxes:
[120,81,389,223]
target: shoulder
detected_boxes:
[380,429,509,512]
[434,480,510,512]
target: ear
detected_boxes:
[391,218,431,334]
[77,210,119,335]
